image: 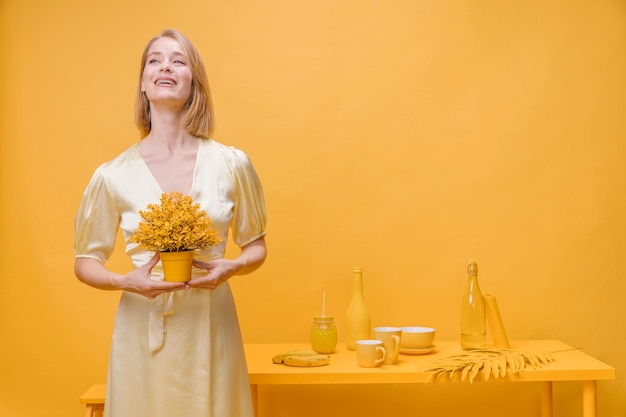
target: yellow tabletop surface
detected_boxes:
[244,340,615,385]
[79,383,106,404]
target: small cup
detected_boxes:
[355,340,386,368]
[372,327,402,364]
[400,326,436,350]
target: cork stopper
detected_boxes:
[467,260,478,274]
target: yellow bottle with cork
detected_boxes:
[460,260,486,350]
[345,267,371,350]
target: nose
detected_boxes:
[159,61,172,72]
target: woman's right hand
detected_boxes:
[110,253,188,299]
[74,254,187,299]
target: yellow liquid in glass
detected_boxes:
[310,320,337,354]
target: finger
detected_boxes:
[152,280,187,290]
[192,259,208,268]
[187,278,218,289]
[144,253,161,270]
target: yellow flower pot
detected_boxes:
[160,250,195,282]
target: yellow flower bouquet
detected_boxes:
[130,191,222,281]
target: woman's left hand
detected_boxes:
[188,259,239,289]
[189,237,267,289]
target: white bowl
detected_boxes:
[400,326,436,349]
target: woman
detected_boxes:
[74,29,266,417]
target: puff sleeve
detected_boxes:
[73,164,121,262]
[227,148,267,247]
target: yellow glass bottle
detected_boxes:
[461,260,486,350]
[345,267,371,350]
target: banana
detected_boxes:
[272,349,319,364]
[283,354,330,367]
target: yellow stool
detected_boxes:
[79,384,105,417]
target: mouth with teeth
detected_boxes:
[156,79,177,86]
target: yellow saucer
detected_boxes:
[399,345,436,355]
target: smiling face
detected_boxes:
[135,29,214,138]
[141,37,193,109]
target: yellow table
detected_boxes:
[79,383,105,417]
[81,340,614,417]
[244,340,615,417]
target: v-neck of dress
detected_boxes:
[136,140,201,197]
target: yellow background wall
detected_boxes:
[1,1,624,416]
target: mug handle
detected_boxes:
[391,335,401,359]
[375,346,386,366]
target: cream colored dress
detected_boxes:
[74,138,266,417]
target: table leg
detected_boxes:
[250,384,259,417]
[84,404,104,417]
[582,381,597,417]
[541,381,553,417]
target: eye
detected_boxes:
[173,59,186,65]
[148,59,159,64]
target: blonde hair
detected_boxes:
[135,29,214,138]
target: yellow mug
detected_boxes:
[373,327,401,365]
[355,340,386,368]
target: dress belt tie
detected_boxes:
[148,272,175,353]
